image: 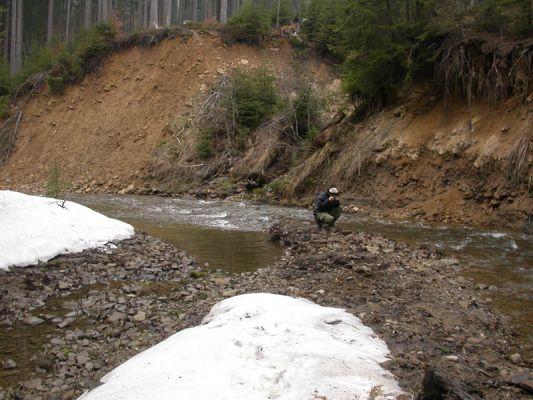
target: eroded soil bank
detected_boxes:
[0,225,531,399]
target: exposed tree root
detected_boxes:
[436,32,533,104]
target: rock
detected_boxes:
[217,68,225,75]
[76,354,90,366]
[418,366,476,400]
[85,361,94,371]
[507,370,532,385]
[36,356,53,371]
[510,353,523,364]
[133,311,146,322]
[57,317,76,328]
[520,380,533,393]
[23,378,44,391]
[23,316,44,325]
[58,280,71,290]
[62,390,76,400]
[2,359,17,369]
[240,59,249,65]
[108,311,127,323]
[443,355,459,362]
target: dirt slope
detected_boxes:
[0,34,298,193]
[285,93,532,229]
[0,32,531,229]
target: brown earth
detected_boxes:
[0,31,531,230]
[0,33,305,193]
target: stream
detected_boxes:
[71,194,532,350]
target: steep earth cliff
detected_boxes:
[0,32,531,229]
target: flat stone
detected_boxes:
[23,316,44,325]
[108,311,127,323]
[23,378,44,391]
[133,311,146,322]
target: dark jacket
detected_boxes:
[313,191,340,215]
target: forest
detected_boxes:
[0,0,529,111]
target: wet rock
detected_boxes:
[2,359,17,369]
[57,317,77,328]
[23,316,45,325]
[418,366,477,400]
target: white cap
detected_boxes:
[328,187,339,195]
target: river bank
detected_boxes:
[0,225,531,399]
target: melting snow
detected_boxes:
[79,293,404,400]
[0,191,134,270]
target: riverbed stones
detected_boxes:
[0,229,529,399]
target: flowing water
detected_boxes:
[71,194,532,351]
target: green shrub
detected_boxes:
[0,95,10,119]
[222,1,271,45]
[47,76,65,95]
[0,63,13,96]
[45,162,69,198]
[271,0,293,27]
[14,46,56,88]
[281,80,322,140]
[197,132,214,159]
[226,68,277,132]
[51,23,114,84]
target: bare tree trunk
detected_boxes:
[220,0,227,22]
[149,0,159,26]
[276,0,280,28]
[47,0,54,45]
[162,0,171,25]
[102,0,109,22]
[66,0,72,42]
[84,0,91,28]
[10,0,17,75]
[97,0,103,22]
[143,0,148,28]
[192,0,198,21]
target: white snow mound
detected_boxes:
[0,191,134,270]
[79,293,405,400]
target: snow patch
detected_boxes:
[79,293,404,400]
[0,191,134,270]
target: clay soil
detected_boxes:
[0,33,301,193]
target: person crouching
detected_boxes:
[313,187,341,229]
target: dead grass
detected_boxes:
[508,135,532,186]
